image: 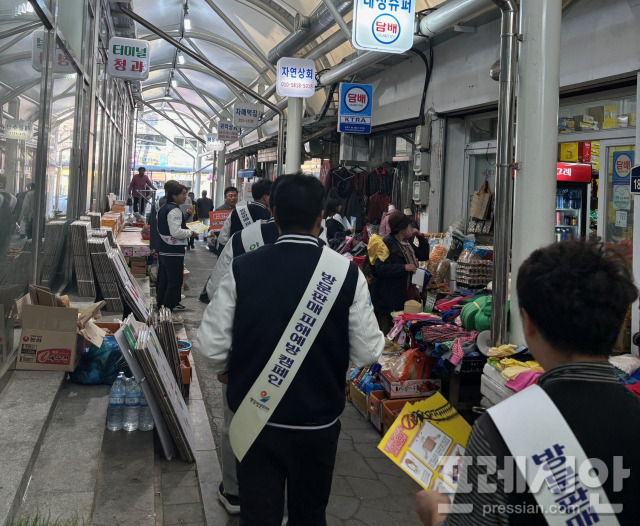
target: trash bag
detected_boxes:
[69,336,130,385]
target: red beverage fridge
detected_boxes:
[555,162,591,242]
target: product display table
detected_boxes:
[116,230,149,248]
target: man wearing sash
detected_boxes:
[198,174,384,526]
[216,178,272,248]
[416,241,640,526]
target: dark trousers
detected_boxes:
[156,255,184,310]
[133,196,147,215]
[237,421,341,526]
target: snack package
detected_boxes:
[382,349,427,382]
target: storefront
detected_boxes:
[0,0,136,375]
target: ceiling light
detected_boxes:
[178,53,185,65]
[171,79,177,88]
[184,13,191,31]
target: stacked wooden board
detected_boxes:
[88,237,123,312]
[70,220,96,297]
[128,320,195,462]
[40,220,67,283]
[152,307,184,396]
[107,245,150,321]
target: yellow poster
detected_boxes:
[377,393,471,492]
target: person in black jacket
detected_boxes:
[371,211,429,333]
[323,197,348,242]
[197,174,384,526]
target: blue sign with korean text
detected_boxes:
[352,0,415,53]
[338,83,373,134]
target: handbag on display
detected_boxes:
[468,195,495,234]
[469,180,492,220]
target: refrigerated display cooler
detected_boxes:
[555,162,592,242]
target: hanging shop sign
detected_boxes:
[205,134,218,150]
[352,0,415,54]
[276,58,315,98]
[4,120,32,140]
[32,30,76,73]
[630,165,640,195]
[210,139,225,152]
[107,37,150,81]
[233,102,261,128]
[338,83,373,134]
[217,119,239,142]
[612,151,634,210]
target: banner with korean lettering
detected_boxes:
[217,119,239,142]
[352,0,415,53]
[32,30,75,73]
[338,83,373,134]
[612,151,634,211]
[4,120,32,140]
[276,58,315,98]
[233,102,261,128]
[107,37,150,81]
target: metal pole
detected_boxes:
[216,149,226,207]
[31,26,56,285]
[509,0,562,346]
[490,0,519,347]
[118,3,284,177]
[286,97,303,173]
[140,100,204,144]
[202,0,276,75]
[194,142,202,196]
[0,21,41,40]
[320,0,352,40]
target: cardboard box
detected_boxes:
[589,105,616,124]
[381,398,419,431]
[349,381,370,421]
[578,142,591,163]
[368,390,387,433]
[132,246,150,257]
[558,142,579,162]
[380,370,442,399]
[573,114,594,124]
[16,305,82,372]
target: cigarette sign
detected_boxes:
[352,0,415,53]
[338,83,373,134]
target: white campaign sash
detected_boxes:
[488,385,620,525]
[240,221,265,254]
[229,247,350,461]
[236,201,254,229]
[159,232,187,246]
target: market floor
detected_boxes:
[180,240,423,526]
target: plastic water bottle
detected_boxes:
[123,377,141,431]
[106,372,125,431]
[138,389,154,431]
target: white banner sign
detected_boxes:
[233,102,261,128]
[107,37,150,81]
[276,57,315,98]
[4,120,32,140]
[206,134,218,151]
[352,0,415,54]
[32,30,75,73]
[217,119,239,142]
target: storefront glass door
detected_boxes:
[598,141,636,253]
[464,148,496,230]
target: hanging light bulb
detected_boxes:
[171,78,178,88]
[178,52,185,65]
[183,11,192,31]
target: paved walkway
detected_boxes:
[182,240,423,526]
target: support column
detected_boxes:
[286,97,303,173]
[5,99,21,194]
[509,0,562,345]
[632,72,640,356]
[215,149,226,207]
[194,142,202,196]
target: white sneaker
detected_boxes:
[171,314,183,324]
[181,294,185,300]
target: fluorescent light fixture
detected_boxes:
[184,15,191,31]
[171,79,177,88]
[178,53,185,65]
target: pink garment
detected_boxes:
[379,209,394,237]
[128,173,154,198]
[505,371,543,392]
[450,331,478,366]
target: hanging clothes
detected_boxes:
[367,167,393,197]
[367,192,391,224]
